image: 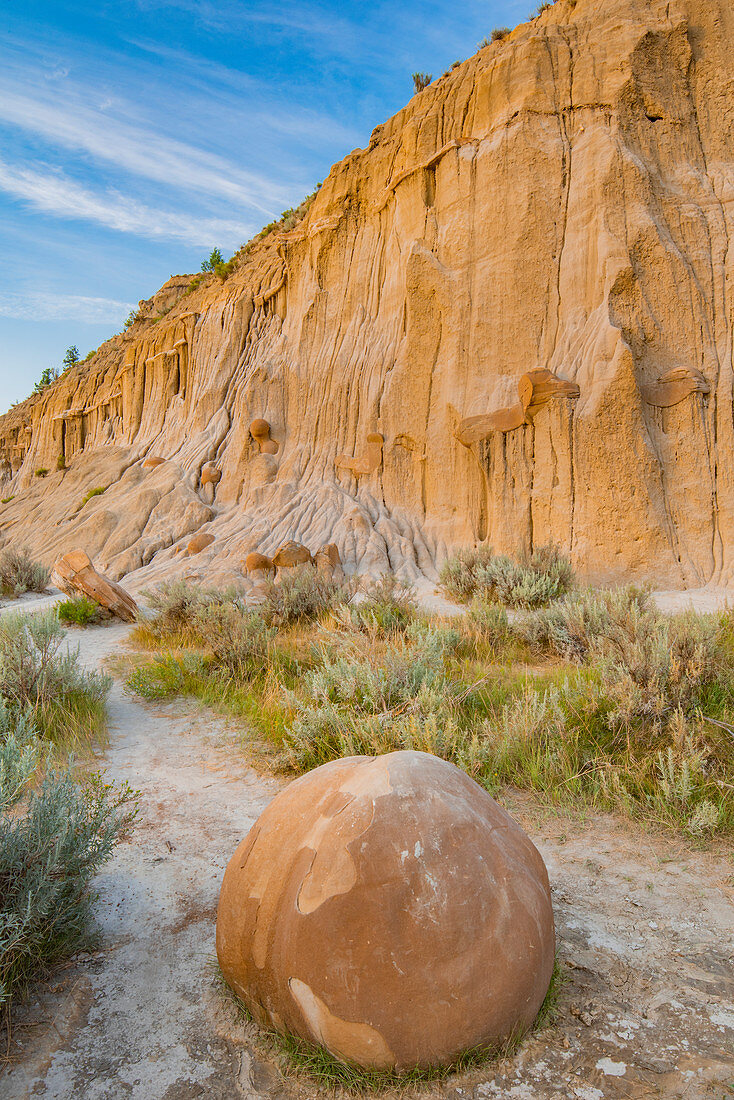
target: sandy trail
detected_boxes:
[1,604,733,1100]
[1,620,282,1099]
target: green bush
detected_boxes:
[56,455,66,471]
[0,610,110,744]
[491,26,511,40]
[412,72,433,92]
[465,600,511,651]
[518,587,717,726]
[57,596,106,627]
[0,705,136,1007]
[518,585,650,661]
[0,546,50,597]
[1,497,14,505]
[125,652,205,700]
[281,624,463,771]
[81,486,107,506]
[476,545,574,608]
[262,566,353,627]
[34,468,49,479]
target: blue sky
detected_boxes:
[0,0,530,411]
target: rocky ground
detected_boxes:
[0,599,733,1100]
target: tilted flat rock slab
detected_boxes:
[53,549,139,622]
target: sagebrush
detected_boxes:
[0,705,136,1008]
[0,610,110,744]
[0,547,49,598]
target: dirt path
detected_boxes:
[1,616,733,1100]
[1,621,283,1099]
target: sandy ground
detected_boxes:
[0,597,733,1099]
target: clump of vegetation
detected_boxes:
[491,26,511,41]
[33,367,59,394]
[201,247,224,273]
[122,570,734,839]
[81,486,107,506]
[136,579,239,647]
[440,544,573,608]
[0,546,49,598]
[0,705,136,1010]
[261,566,354,628]
[57,595,106,627]
[194,603,274,679]
[123,309,141,329]
[34,468,48,478]
[56,455,66,471]
[518,586,718,725]
[439,544,496,602]
[281,623,463,771]
[465,599,511,653]
[334,574,417,636]
[535,1,553,13]
[412,72,433,92]
[0,610,110,745]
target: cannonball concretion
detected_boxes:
[216,750,555,1070]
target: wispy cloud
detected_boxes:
[0,291,133,324]
[0,86,294,216]
[0,158,257,246]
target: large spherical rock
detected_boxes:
[216,751,554,1070]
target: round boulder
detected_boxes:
[216,751,555,1070]
[272,540,313,569]
[244,551,275,576]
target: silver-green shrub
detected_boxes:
[262,565,354,627]
[0,610,110,720]
[0,706,136,1005]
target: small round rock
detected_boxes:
[216,750,554,1070]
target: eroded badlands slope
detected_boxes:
[1,0,732,590]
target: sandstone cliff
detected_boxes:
[1,0,732,592]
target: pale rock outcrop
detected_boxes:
[1,0,732,593]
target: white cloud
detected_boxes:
[0,85,294,216]
[0,291,133,324]
[0,158,257,246]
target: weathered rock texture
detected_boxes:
[53,550,139,622]
[216,751,555,1069]
[0,0,732,591]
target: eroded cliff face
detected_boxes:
[1,0,732,591]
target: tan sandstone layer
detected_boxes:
[0,0,732,592]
